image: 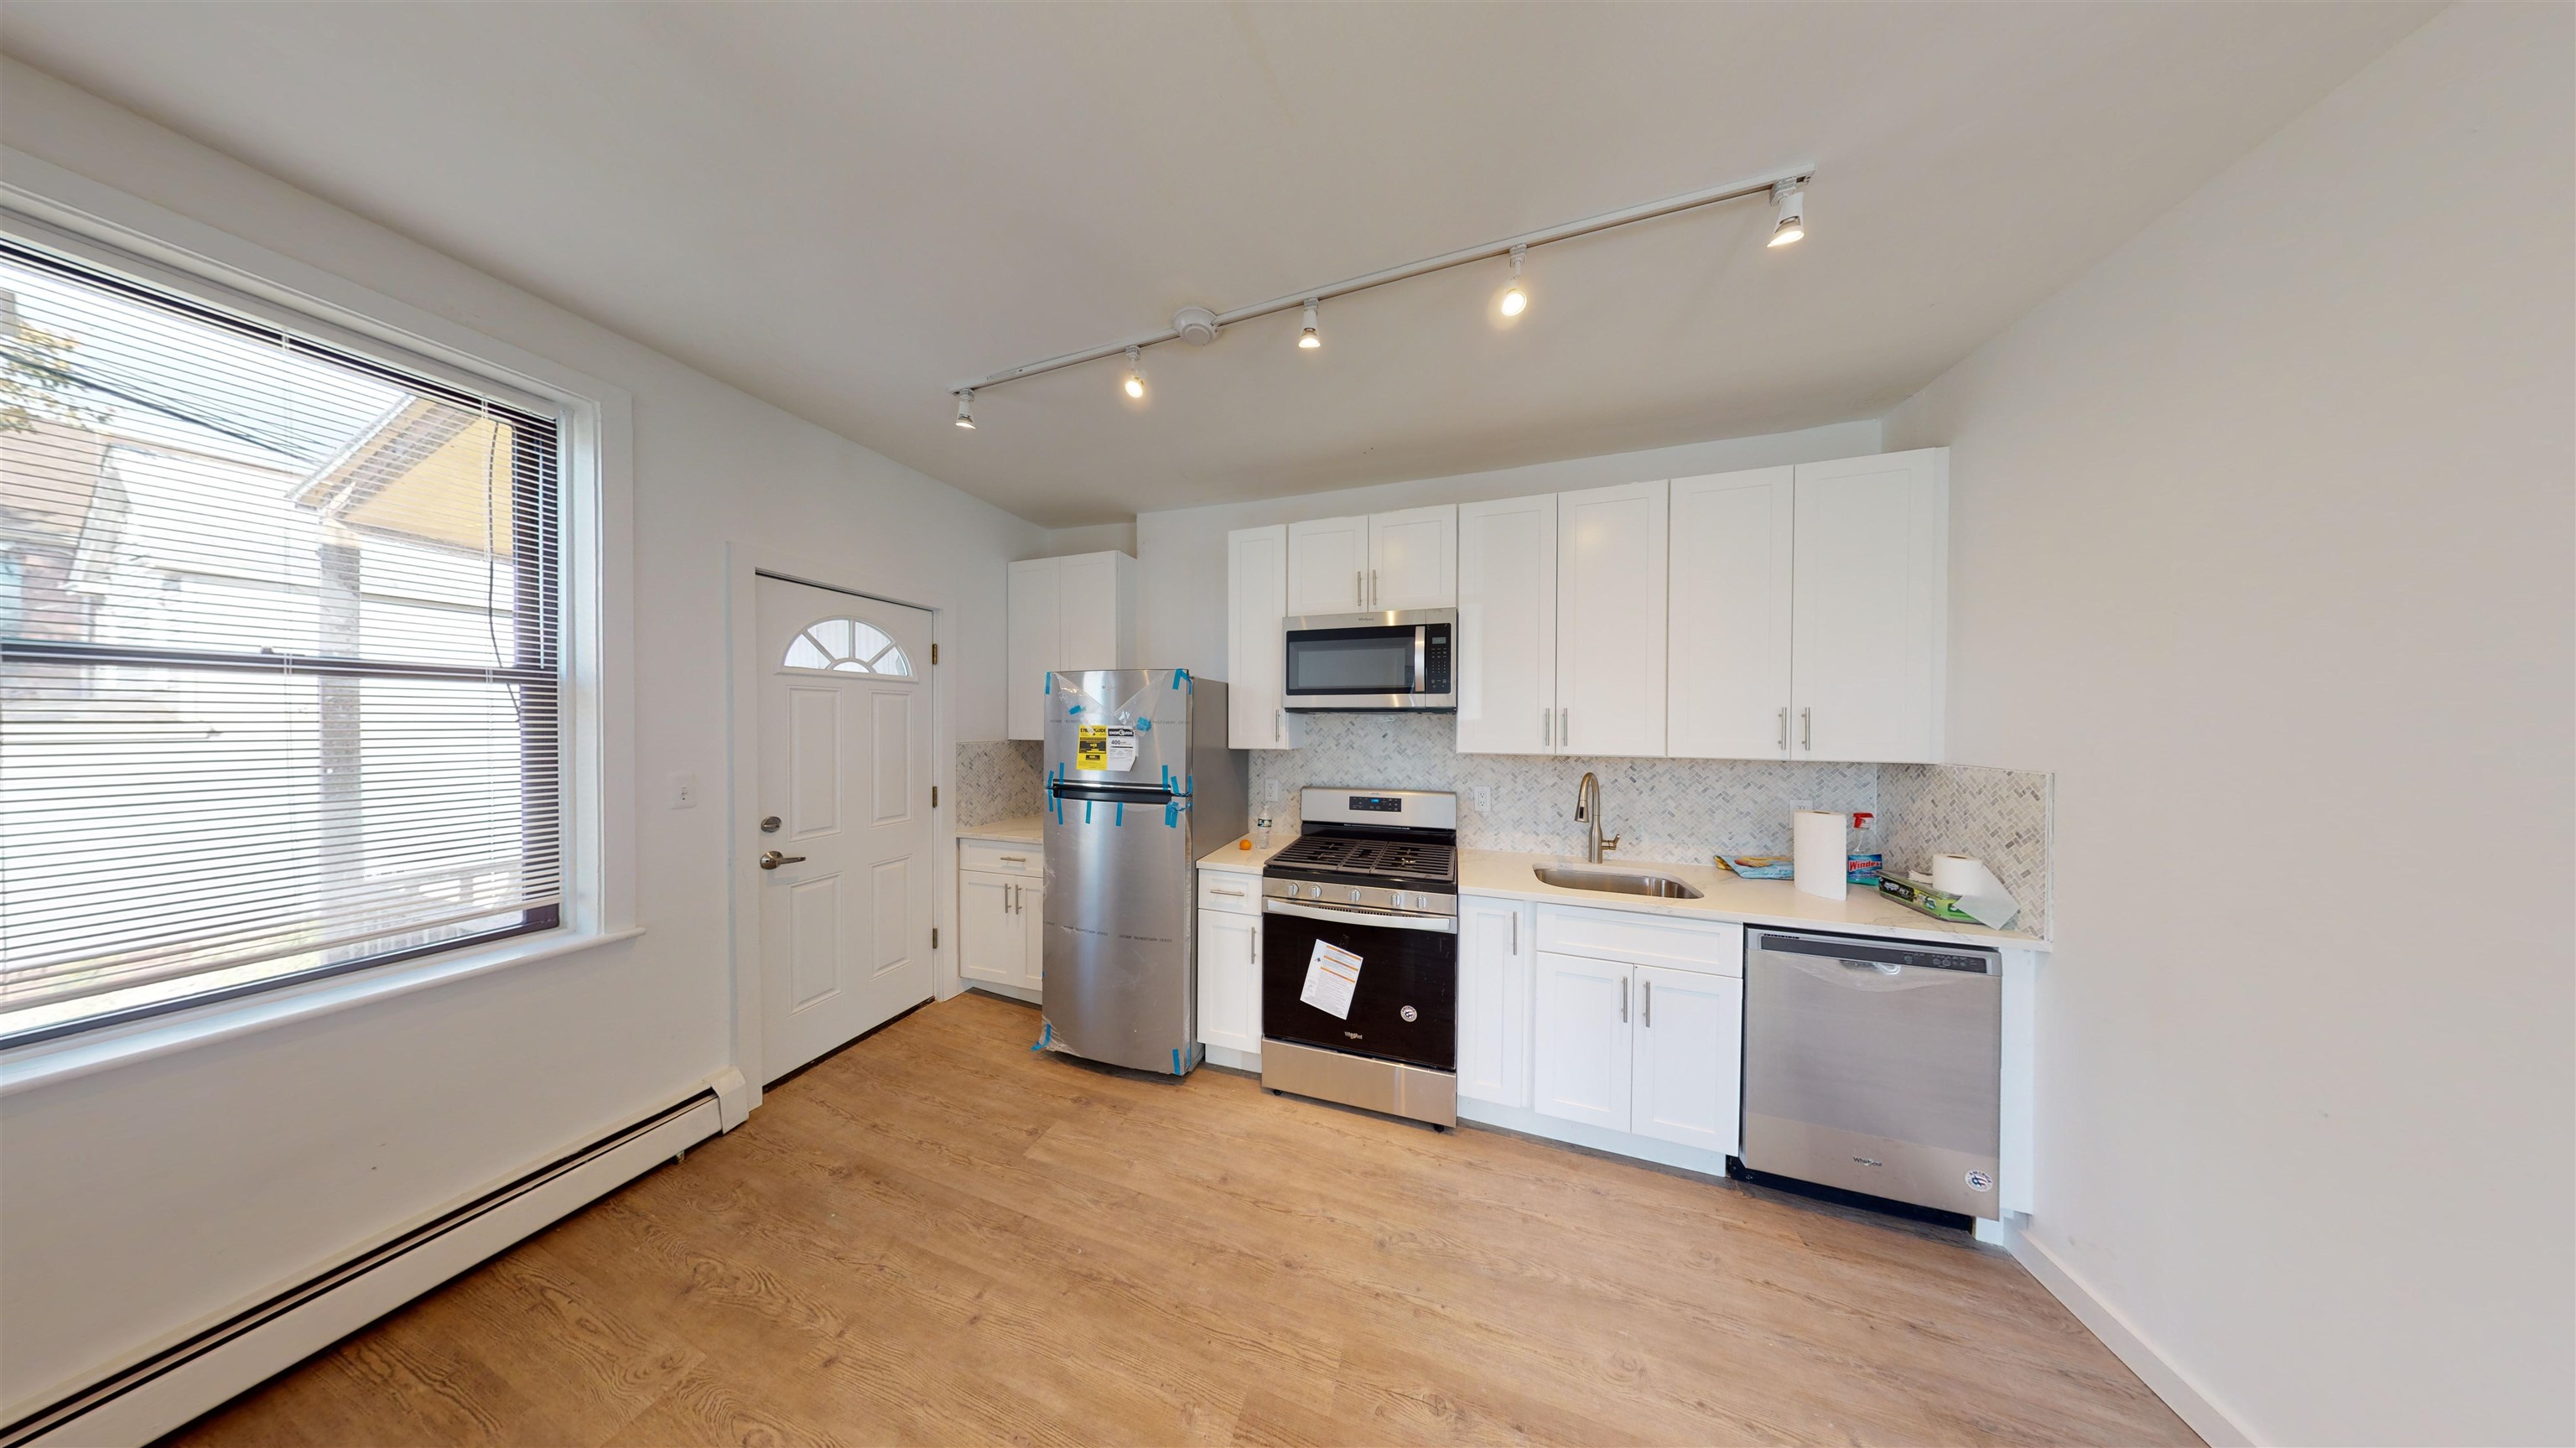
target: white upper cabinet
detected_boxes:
[1225,526,1305,750]
[1555,480,1668,758]
[1285,516,1369,615]
[1287,508,1457,615]
[1456,494,1557,755]
[1667,467,1795,760]
[1366,505,1458,611]
[1790,449,1947,764]
[1007,551,1137,740]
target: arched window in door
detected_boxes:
[781,616,916,678]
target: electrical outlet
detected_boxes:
[1265,779,1280,803]
[1473,786,1492,812]
[1788,797,1815,814]
[671,771,699,808]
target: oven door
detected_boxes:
[1282,610,1455,711]
[1259,898,1457,1071]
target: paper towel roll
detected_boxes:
[1792,810,1847,900]
[1932,853,1994,896]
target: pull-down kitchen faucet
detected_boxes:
[1574,772,1620,864]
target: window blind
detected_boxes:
[0,239,564,1045]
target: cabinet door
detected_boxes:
[1226,527,1305,750]
[1457,896,1534,1107]
[1018,882,1046,989]
[1005,558,1058,741]
[1055,552,1130,671]
[1286,516,1368,615]
[1791,450,1946,763]
[1555,480,1669,758]
[1667,468,1794,760]
[1456,494,1557,755]
[1532,952,1632,1130]
[1368,505,1457,610]
[1631,964,1742,1155]
[958,869,1022,986]
[1196,908,1261,1053]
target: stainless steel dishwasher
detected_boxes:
[1740,930,2002,1218]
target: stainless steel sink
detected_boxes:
[1531,865,1704,900]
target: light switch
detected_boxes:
[671,771,699,808]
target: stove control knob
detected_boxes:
[1400,1004,1419,1023]
[1348,888,1363,904]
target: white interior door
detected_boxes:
[1456,494,1557,755]
[756,573,937,1081]
[1668,468,1794,759]
[1791,451,1947,763]
[1532,952,1633,1130]
[1286,516,1368,615]
[1630,964,1742,1154]
[1005,558,1057,741]
[1555,480,1669,757]
[1367,505,1457,610]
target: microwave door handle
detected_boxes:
[1415,626,1427,691]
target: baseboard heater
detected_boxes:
[2,1090,723,1448]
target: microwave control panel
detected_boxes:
[1425,625,1452,693]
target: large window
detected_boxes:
[0,240,564,1046]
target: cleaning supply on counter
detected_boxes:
[1716,854,1796,879]
[1791,809,1847,900]
[1846,853,1883,886]
[1881,854,2021,929]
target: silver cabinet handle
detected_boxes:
[1212,886,1246,897]
[760,850,805,870]
[1275,708,1282,742]
[1015,884,1025,914]
[1355,569,1364,608]
[998,854,1028,863]
[1621,975,1629,1024]
[1560,708,1569,747]
[1370,568,1379,607]
[1643,978,1653,1027]
[1541,708,1550,747]
[1509,910,1518,953]
[1801,706,1813,750]
[1252,931,1259,966]
[1777,708,1788,750]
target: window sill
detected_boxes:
[0,926,647,1099]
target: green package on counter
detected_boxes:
[1877,874,1982,924]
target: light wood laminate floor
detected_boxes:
[163,991,2198,1446]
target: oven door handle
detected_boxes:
[1262,898,1458,935]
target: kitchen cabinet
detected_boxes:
[1555,480,1667,757]
[1667,467,1795,760]
[1007,551,1138,740]
[1455,494,1557,755]
[957,869,1041,991]
[1196,871,1263,1056]
[1530,906,1742,1154]
[1285,507,1457,614]
[1456,895,1534,1107]
[1224,526,1305,750]
[1790,450,1946,763]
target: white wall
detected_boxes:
[0,59,1044,1413]
[1880,8,2573,1443]
[1135,420,1880,677]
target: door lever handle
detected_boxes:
[759,850,806,870]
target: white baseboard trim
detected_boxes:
[3,1093,720,1448]
[2002,1217,2257,1447]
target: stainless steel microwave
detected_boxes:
[1282,609,1457,712]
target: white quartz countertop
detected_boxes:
[957,814,1045,846]
[1457,849,2047,951]
[1197,837,2044,951]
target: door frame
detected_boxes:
[724,542,958,1108]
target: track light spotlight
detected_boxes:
[953,390,975,429]
[1768,179,1805,247]
[1123,345,1145,399]
[1297,299,1321,350]
[1499,244,1529,317]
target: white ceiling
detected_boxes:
[2,3,2430,527]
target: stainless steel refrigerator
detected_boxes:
[1040,669,1247,1075]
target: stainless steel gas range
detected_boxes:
[1258,788,1459,1127]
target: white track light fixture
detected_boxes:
[946,167,1814,414]
[1499,245,1529,317]
[1768,179,1806,247]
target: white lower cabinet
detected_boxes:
[1630,964,1742,1153]
[958,869,1042,991]
[1197,872,1263,1056]
[1456,895,1534,1107]
[1527,908,1742,1156]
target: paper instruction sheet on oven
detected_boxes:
[1299,940,1363,1020]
